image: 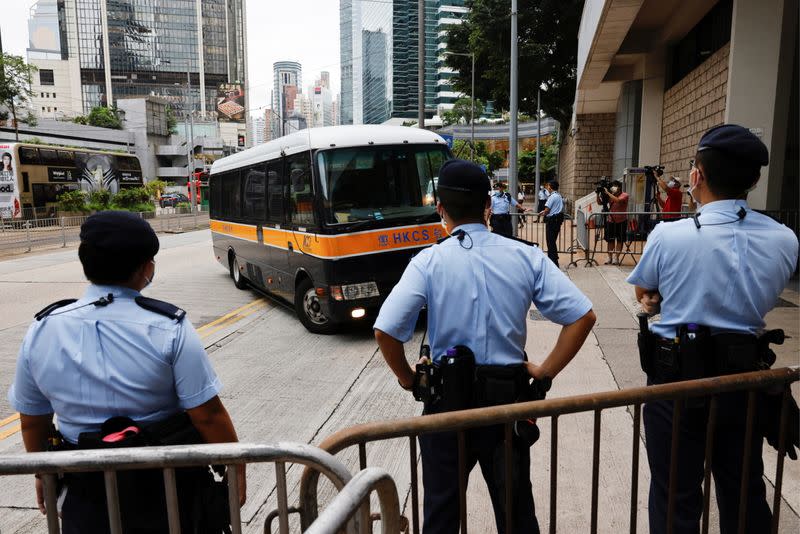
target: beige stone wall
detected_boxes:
[660,43,730,183]
[558,113,616,201]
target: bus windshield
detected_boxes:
[316,145,448,225]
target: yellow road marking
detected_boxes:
[0,413,20,427]
[0,299,270,441]
[0,424,21,440]
[196,299,266,333]
[199,301,268,340]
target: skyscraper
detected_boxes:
[340,0,391,125]
[391,0,468,121]
[271,61,302,137]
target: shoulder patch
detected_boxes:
[134,296,186,322]
[503,235,539,248]
[35,299,78,321]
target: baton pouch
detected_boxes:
[438,345,475,412]
[638,329,655,376]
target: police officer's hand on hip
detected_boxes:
[9,211,246,532]
[627,125,799,534]
[374,159,596,534]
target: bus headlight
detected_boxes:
[351,308,366,319]
[330,282,380,301]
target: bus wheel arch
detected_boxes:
[227,248,248,290]
[294,274,336,335]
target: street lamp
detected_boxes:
[444,51,476,159]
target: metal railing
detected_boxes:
[507,212,578,265]
[0,210,210,256]
[299,367,799,534]
[0,441,403,534]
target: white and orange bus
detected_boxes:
[209,125,451,333]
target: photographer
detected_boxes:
[656,175,684,220]
[596,180,629,265]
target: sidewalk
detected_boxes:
[511,265,799,533]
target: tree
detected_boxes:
[452,139,506,177]
[165,105,178,135]
[443,97,485,126]
[74,106,122,129]
[519,139,560,182]
[445,0,584,131]
[0,53,38,141]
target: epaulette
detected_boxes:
[436,234,452,245]
[134,296,186,322]
[503,235,539,248]
[35,299,78,321]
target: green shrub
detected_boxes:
[111,187,151,209]
[89,189,112,208]
[57,190,87,212]
[144,179,169,200]
[176,202,191,209]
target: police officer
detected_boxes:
[374,160,596,534]
[8,210,246,533]
[490,181,527,237]
[627,124,799,534]
[537,180,564,267]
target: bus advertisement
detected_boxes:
[0,144,21,219]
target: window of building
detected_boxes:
[39,70,54,86]
[53,93,57,98]
[667,0,732,88]
[40,93,44,99]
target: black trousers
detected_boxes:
[544,214,563,266]
[419,406,540,534]
[644,392,771,534]
[490,214,513,238]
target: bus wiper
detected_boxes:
[412,212,440,224]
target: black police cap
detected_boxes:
[698,124,769,167]
[437,159,490,194]
[80,210,159,260]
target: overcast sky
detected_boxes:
[0,0,342,118]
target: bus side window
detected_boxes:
[222,170,242,220]
[266,160,284,224]
[242,166,266,221]
[287,152,314,226]
[209,176,221,218]
[22,172,30,193]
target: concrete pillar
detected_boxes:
[725,0,797,209]
[638,50,666,167]
[99,0,113,106]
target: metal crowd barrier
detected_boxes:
[575,211,690,267]
[0,210,210,256]
[0,441,403,534]
[299,367,799,534]
[507,212,578,266]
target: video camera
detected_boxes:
[594,177,613,196]
[643,165,665,178]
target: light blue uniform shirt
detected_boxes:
[545,191,563,216]
[627,199,798,339]
[538,189,549,201]
[490,192,518,214]
[8,284,221,443]
[374,223,593,365]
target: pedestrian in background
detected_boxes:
[538,180,564,267]
[374,159,596,534]
[8,211,246,533]
[657,175,684,220]
[627,125,799,534]
[597,180,629,265]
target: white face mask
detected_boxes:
[610,186,620,194]
[143,260,155,289]
[668,180,679,189]
[688,172,701,208]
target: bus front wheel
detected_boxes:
[295,278,337,335]
[229,252,248,290]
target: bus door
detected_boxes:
[241,165,267,287]
[286,152,317,282]
[264,158,291,298]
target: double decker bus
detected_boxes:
[0,142,144,219]
[209,125,451,333]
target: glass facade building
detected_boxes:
[340,0,392,125]
[54,0,246,117]
[391,0,437,120]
